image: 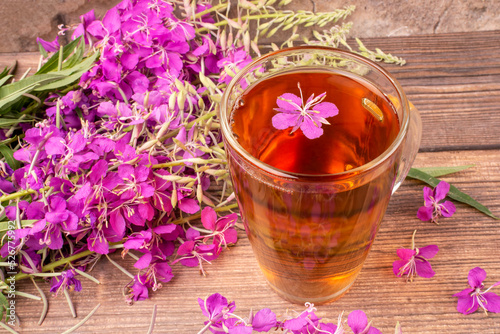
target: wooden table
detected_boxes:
[3,30,500,333]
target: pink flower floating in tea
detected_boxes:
[393,230,439,281]
[417,181,456,224]
[272,83,339,139]
[453,267,500,315]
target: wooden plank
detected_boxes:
[0,52,40,79]
[360,31,500,152]
[14,149,500,333]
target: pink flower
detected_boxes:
[272,83,338,139]
[348,310,381,334]
[393,231,439,281]
[200,207,238,252]
[454,267,500,315]
[417,181,456,224]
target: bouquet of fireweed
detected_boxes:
[0,0,411,329]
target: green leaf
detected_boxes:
[34,52,99,92]
[411,165,475,178]
[62,38,85,69]
[0,292,8,316]
[0,118,30,128]
[0,220,37,233]
[0,63,15,81]
[407,168,499,219]
[0,73,63,110]
[0,75,13,88]
[37,40,49,59]
[0,144,20,170]
[36,37,82,74]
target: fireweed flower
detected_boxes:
[50,269,82,296]
[7,0,251,304]
[198,293,236,333]
[200,206,238,252]
[272,83,339,139]
[393,230,439,281]
[454,267,500,315]
[417,181,456,224]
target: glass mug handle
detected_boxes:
[392,101,422,194]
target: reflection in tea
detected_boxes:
[228,70,401,303]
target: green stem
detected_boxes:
[57,45,64,71]
[14,247,97,281]
[0,186,51,203]
[60,303,101,334]
[411,230,417,250]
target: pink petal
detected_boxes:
[455,294,478,315]
[272,113,300,130]
[276,93,301,110]
[87,231,109,254]
[154,262,174,283]
[177,240,195,256]
[121,52,139,70]
[180,257,199,267]
[138,203,155,220]
[216,213,238,231]
[201,207,217,231]
[396,248,416,261]
[312,102,339,118]
[186,227,200,240]
[453,288,474,298]
[179,198,200,214]
[175,126,187,144]
[417,245,439,259]
[422,186,434,205]
[134,252,152,269]
[284,317,308,330]
[153,224,177,235]
[347,310,368,334]
[252,308,277,332]
[222,228,238,244]
[483,292,500,313]
[102,6,121,34]
[368,327,382,334]
[417,206,433,221]
[434,181,450,202]
[110,210,126,237]
[393,259,409,276]
[440,201,456,217]
[46,137,66,156]
[300,118,323,139]
[414,258,435,278]
[468,267,487,288]
[30,219,47,234]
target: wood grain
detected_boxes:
[3,30,500,333]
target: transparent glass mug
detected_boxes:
[220,46,422,304]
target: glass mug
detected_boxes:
[220,46,421,304]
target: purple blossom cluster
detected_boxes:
[1,0,246,302]
[198,293,389,334]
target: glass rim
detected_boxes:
[220,46,410,180]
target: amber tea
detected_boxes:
[229,70,400,303]
[221,46,421,305]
